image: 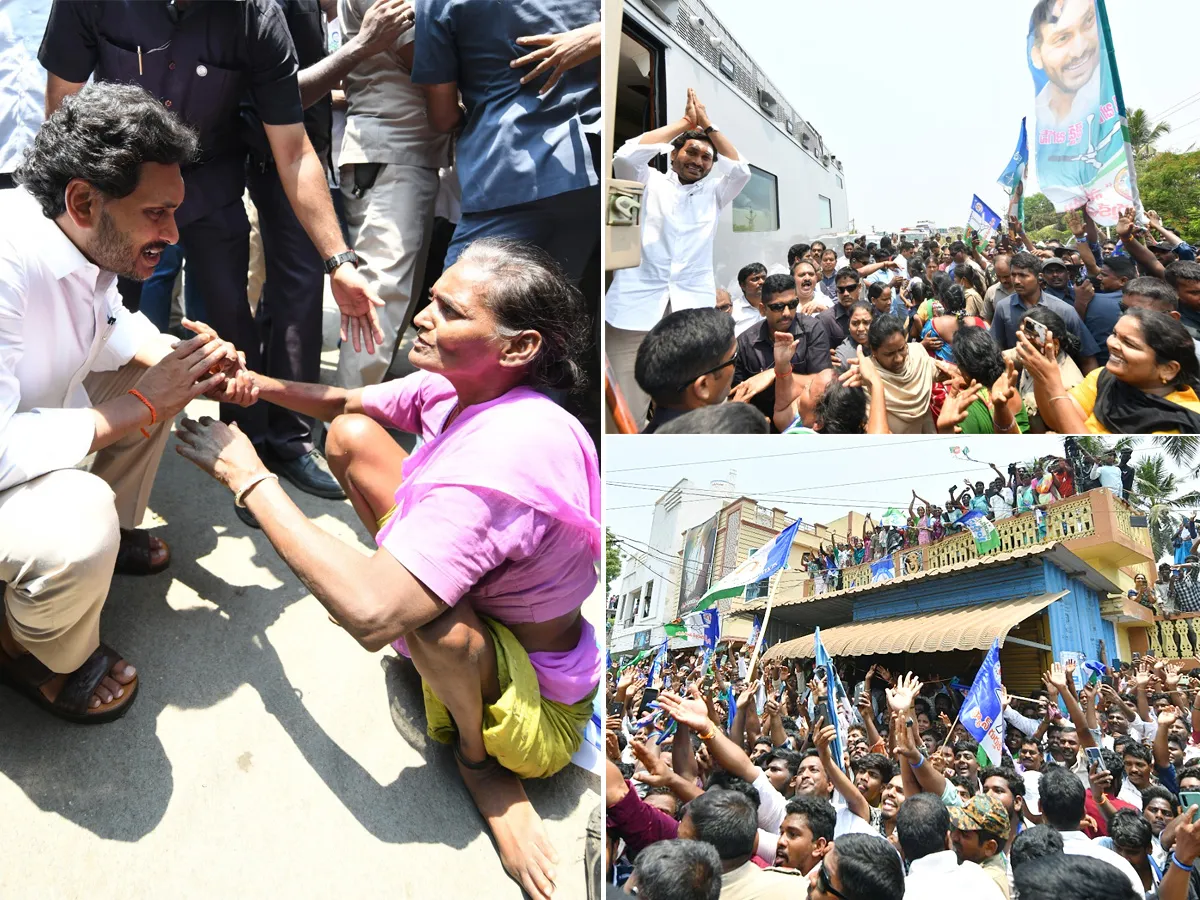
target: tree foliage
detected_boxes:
[1136,150,1200,247]
[1128,108,1172,161]
[606,528,622,593]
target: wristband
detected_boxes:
[1049,395,1072,404]
[1172,852,1194,872]
[696,725,715,741]
[912,755,925,769]
[127,388,157,439]
[234,472,279,508]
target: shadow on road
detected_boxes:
[0,436,597,855]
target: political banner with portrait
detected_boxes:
[676,515,719,617]
[1026,0,1141,225]
[966,196,1003,242]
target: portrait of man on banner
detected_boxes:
[1027,0,1137,224]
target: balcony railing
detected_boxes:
[814,489,1148,595]
[1147,612,1200,660]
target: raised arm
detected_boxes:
[299,0,414,109]
[815,719,871,822]
[688,89,739,161]
[1117,209,1166,278]
[657,687,758,783]
[1067,211,1101,277]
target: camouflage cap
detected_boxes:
[948,793,1010,835]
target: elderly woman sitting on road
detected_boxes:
[175,239,600,900]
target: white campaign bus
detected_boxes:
[613,0,851,294]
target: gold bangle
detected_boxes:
[697,725,716,741]
[1049,395,1072,403]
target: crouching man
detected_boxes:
[0,83,247,723]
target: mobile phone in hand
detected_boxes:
[1182,792,1200,821]
[1085,746,1106,771]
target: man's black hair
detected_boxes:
[868,313,907,351]
[670,130,717,159]
[895,793,950,863]
[633,839,722,900]
[761,273,797,306]
[1177,763,1200,785]
[1010,251,1044,276]
[953,738,981,758]
[855,752,895,784]
[737,262,767,287]
[1140,784,1179,815]
[1039,764,1086,832]
[635,308,734,406]
[1099,747,1125,795]
[949,773,979,796]
[683,788,758,861]
[1008,824,1064,872]
[15,81,199,219]
[1165,260,1200,289]
[836,265,862,285]
[866,283,886,302]
[763,748,803,778]
[850,249,872,266]
[952,326,1006,387]
[832,833,906,900]
[1102,255,1138,281]
[979,765,1026,799]
[699,773,761,812]
[783,795,836,843]
[813,380,867,435]
[788,244,812,268]
[1122,740,1153,765]
[1014,853,1142,900]
[1109,809,1151,853]
[655,404,768,435]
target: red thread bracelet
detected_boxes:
[127,388,156,439]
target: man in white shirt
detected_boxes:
[604,87,751,424]
[1039,764,1143,893]
[897,794,1005,896]
[0,84,247,723]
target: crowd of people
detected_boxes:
[606,91,1200,437]
[0,3,602,898]
[605,644,1200,899]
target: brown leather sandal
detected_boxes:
[114,528,170,576]
[0,642,139,724]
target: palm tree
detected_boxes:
[1128,108,1172,160]
[1130,453,1200,561]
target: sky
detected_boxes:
[701,0,1200,233]
[605,435,1200,550]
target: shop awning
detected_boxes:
[760,591,1068,661]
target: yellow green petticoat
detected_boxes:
[422,615,596,780]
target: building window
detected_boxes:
[756,507,773,527]
[733,165,780,233]
[818,194,833,231]
[642,581,654,618]
[719,53,736,80]
[744,547,771,601]
[837,176,844,190]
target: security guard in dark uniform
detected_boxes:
[39,0,388,514]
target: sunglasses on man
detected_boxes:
[765,299,800,313]
[836,284,858,295]
[816,861,849,899]
[674,350,738,393]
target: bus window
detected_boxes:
[818,195,833,231]
[733,164,779,233]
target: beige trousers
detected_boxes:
[0,362,171,672]
[336,162,440,388]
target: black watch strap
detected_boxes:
[323,249,359,275]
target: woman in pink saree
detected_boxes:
[175,240,599,900]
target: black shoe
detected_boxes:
[269,449,346,500]
[234,501,261,530]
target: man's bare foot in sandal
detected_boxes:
[0,616,138,722]
[456,746,560,900]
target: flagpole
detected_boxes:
[746,572,781,680]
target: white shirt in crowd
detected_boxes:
[0,0,50,176]
[605,138,751,332]
[903,849,1005,897]
[0,188,159,491]
[1060,830,1143,894]
[728,285,763,337]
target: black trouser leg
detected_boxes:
[247,164,325,461]
[178,199,266,441]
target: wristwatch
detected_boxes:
[703,124,719,135]
[323,249,359,275]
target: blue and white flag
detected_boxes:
[745,615,762,652]
[997,118,1030,224]
[959,509,1001,554]
[871,557,895,583]
[726,683,737,733]
[647,639,669,685]
[960,639,1005,766]
[967,195,1004,242]
[813,627,848,772]
[688,519,801,615]
[700,609,721,673]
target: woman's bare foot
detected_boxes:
[456,752,560,900]
[0,616,136,711]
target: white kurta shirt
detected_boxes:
[604,138,751,331]
[0,187,160,491]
